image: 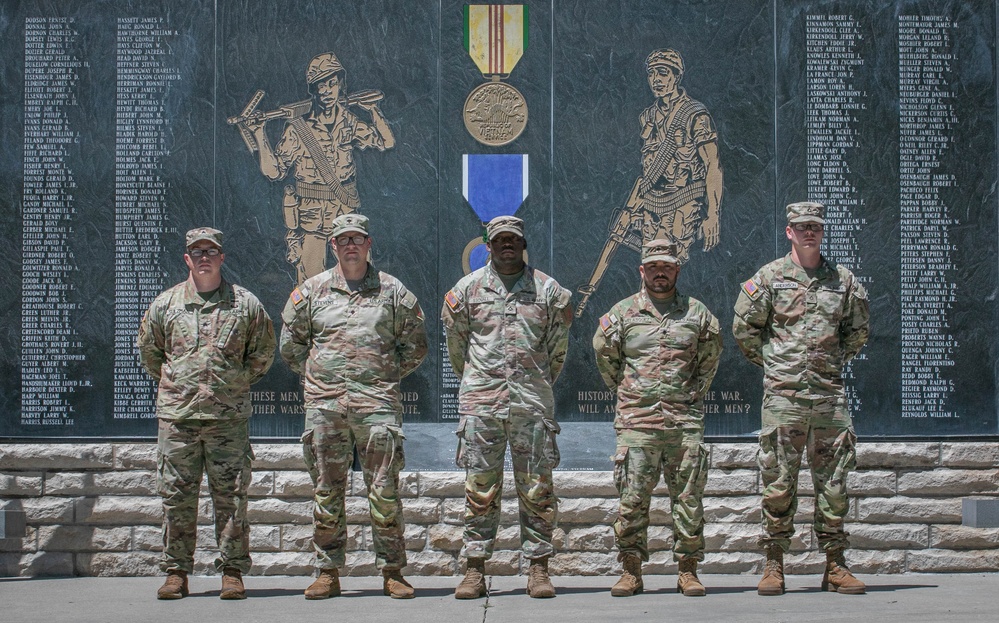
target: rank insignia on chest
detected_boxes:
[290,287,306,308]
[445,290,463,313]
[773,282,799,290]
[742,279,761,299]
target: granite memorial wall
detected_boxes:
[1,0,996,468]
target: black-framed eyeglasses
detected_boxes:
[335,234,368,246]
[792,223,823,232]
[188,248,221,258]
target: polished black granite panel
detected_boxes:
[1,1,996,460]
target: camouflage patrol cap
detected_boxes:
[646,48,684,77]
[486,215,525,241]
[306,52,344,85]
[641,239,679,264]
[786,201,826,225]
[186,227,223,249]
[331,213,369,238]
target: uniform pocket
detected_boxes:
[454,417,469,469]
[542,417,561,469]
[301,428,318,484]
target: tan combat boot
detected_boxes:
[822,550,866,594]
[383,569,416,599]
[757,545,785,596]
[610,553,643,597]
[156,570,189,600]
[677,557,706,596]
[304,568,341,600]
[526,556,556,598]
[219,567,246,600]
[454,558,487,599]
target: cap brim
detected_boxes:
[642,254,678,265]
[788,216,825,224]
[488,226,524,241]
[187,237,222,249]
[331,227,368,238]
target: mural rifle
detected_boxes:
[227,89,384,153]
[575,177,645,317]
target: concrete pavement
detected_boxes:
[1,573,997,623]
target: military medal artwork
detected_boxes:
[463,4,528,146]
[461,154,529,273]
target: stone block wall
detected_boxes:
[2,441,998,577]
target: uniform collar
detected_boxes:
[182,277,231,309]
[330,262,379,293]
[485,262,534,295]
[637,288,684,317]
[781,253,835,283]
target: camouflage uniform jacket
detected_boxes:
[732,253,870,399]
[442,263,573,419]
[280,264,427,415]
[137,278,276,421]
[593,290,721,430]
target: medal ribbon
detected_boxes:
[464,4,528,76]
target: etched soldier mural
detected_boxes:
[578,48,723,316]
[231,52,395,284]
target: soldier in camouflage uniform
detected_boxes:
[732,202,870,596]
[280,214,427,600]
[593,240,721,597]
[137,227,276,600]
[442,215,573,600]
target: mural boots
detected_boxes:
[757,545,785,596]
[304,568,341,599]
[677,557,706,596]
[526,556,556,598]
[822,550,866,594]
[156,570,188,600]
[454,558,487,599]
[219,567,246,600]
[382,569,416,599]
[610,553,643,597]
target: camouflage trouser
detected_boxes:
[455,412,561,560]
[302,408,407,570]
[157,418,253,574]
[758,394,857,553]
[613,427,708,562]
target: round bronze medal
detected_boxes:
[463,80,528,147]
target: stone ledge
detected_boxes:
[856,443,939,468]
[36,526,132,552]
[940,443,999,468]
[0,551,74,577]
[75,497,161,525]
[44,471,156,496]
[857,496,962,524]
[113,444,156,470]
[0,473,43,497]
[0,445,113,470]
[251,445,304,470]
[897,469,999,496]
[907,549,999,572]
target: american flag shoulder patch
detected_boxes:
[444,289,463,312]
[599,313,616,334]
[742,279,761,299]
[290,287,305,307]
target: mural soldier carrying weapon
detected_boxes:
[229,52,394,284]
[577,48,723,317]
